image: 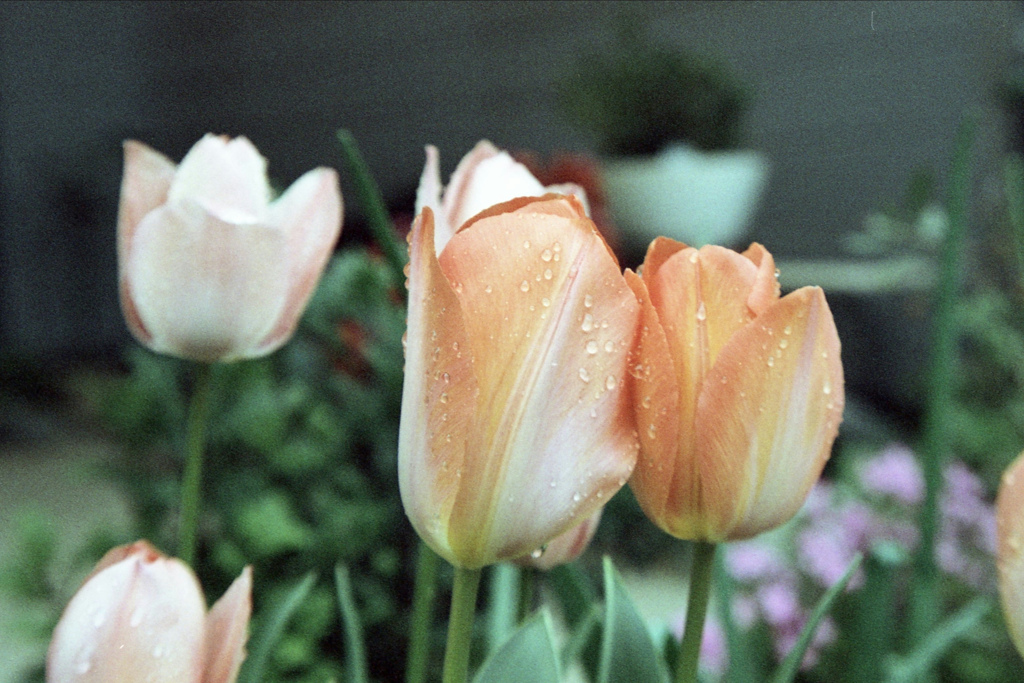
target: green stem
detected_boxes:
[335,129,407,287]
[442,566,482,683]
[676,542,717,683]
[910,115,975,651]
[406,542,440,683]
[178,362,213,566]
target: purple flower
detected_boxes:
[859,443,925,504]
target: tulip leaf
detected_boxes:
[472,609,561,683]
[882,598,990,683]
[335,129,407,286]
[238,571,317,683]
[598,556,670,683]
[334,564,368,683]
[486,563,522,654]
[770,552,863,683]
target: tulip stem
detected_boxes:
[442,566,482,683]
[676,542,717,683]
[406,542,440,683]
[179,362,213,566]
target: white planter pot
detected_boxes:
[602,144,769,248]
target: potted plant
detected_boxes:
[557,19,769,249]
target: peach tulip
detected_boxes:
[399,192,640,569]
[626,238,843,542]
[118,134,342,362]
[517,509,603,571]
[415,140,588,253]
[997,450,1024,659]
[47,541,251,683]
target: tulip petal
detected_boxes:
[441,141,547,244]
[398,208,479,565]
[696,287,843,540]
[126,201,289,362]
[47,546,206,683]
[741,243,780,315]
[202,567,252,683]
[255,168,343,355]
[625,269,684,535]
[168,134,270,223]
[439,196,639,566]
[997,451,1024,659]
[415,145,451,250]
[118,141,178,345]
[520,508,603,571]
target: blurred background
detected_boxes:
[2,1,1024,681]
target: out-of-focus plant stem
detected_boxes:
[909,114,975,665]
[179,362,212,566]
[336,129,408,288]
[676,542,716,683]
[442,565,482,683]
[406,542,440,683]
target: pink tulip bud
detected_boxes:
[47,541,251,683]
[627,238,844,541]
[399,144,639,569]
[118,134,342,362]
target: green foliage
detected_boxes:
[557,15,750,156]
[472,610,561,683]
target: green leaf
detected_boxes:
[486,563,521,654]
[598,556,670,683]
[472,610,561,683]
[883,598,991,683]
[238,572,317,683]
[771,553,863,683]
[335,565,368,683]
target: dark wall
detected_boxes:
[0,1,1016,359]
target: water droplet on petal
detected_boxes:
[784,325,792,335]
[647,423,657,439]
[581,313,594,332]
[605,375,617,390]
[579,367,591,382]
[523,240,531,249]
[767,357,775,367]
[550,479,557,488]
[642,396,652,409]
[572,492,582,502]
[520,280,530,292]
[531,546,546,559]
[604,340,614,353]
[152,645,164,659]
[696,302,707,321]
[586,341,599,354]
[442,372,450,383]
[485,284,493,294]
[542,297,550,307]
[584,294,594,308]
[544,268,553,280]
[823,383,832,395]
[541,249,553,262]
[779,339,788,349]
[439,392,449,403]
[689,251,699,263]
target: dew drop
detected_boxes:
[584,295,594,309]
[823,383,832,395]
[152,645,164,659]
[605,375,617,390]
[581,313,595,332]
[696,302,707,321]
[822,351,829,359]
[542,297,551,307]
[432,347,441,361]
[767,357,775,367]
[523,240,531,249]
[572,492,582,502]
[439,392,449,404]
[531,546,546,559]
[720,376,728,384]
[579,367,591,382]
[689,251,699,263]
[604,340,615,353]
[452,341,459,352]
[484,284,493,294]
[642,396,652,409]
[553,242,561,252]
[544,268,553,280]
[586,340,599,354]
[453,282,463,293]
[520,280,530,292]
[590,408,598,418]
[541,249,553,262]
[784,325,792,335]
[647,423,657,439]
[779,339,789,349]
[442,372,450,383]
[774,268,781,279]
[76,660,92,675]
[550,479,557,488]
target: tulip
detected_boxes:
[47,540,251,683]
[517,509,603,571]
[118,134,342,362]
[997,450,1024,659]
[626,238,843,542]
[415,140,588,253]
[399,190,640,569]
